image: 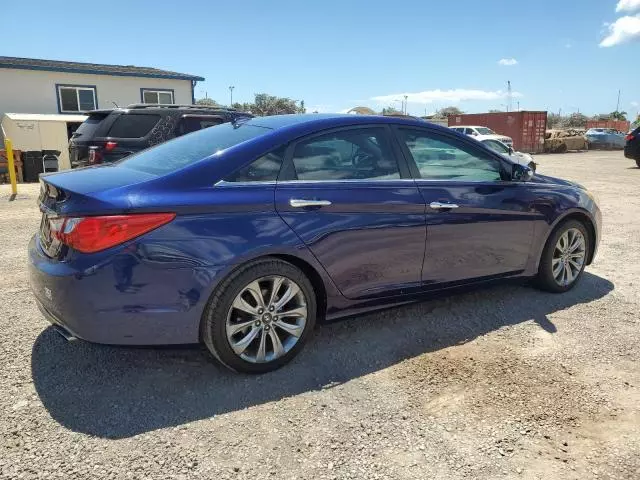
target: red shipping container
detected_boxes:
[585,120,630,132]
[448,111,548,153]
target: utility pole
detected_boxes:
[404,95,408,115]
[616,89,621,112]
[517,101,520,111]
[506,80,513,112]
[229,86,235,106]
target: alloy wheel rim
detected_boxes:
[226,276,307,364]
[552,228,586,287]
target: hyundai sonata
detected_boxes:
[29,114,601,373]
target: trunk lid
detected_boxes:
[37,166,157,258]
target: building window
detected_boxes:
[141,89,174,104]
[57,85,97,113]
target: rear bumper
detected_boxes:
[624,144,640,160]
[28,235,227,345]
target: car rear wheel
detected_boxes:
[201,258,316,373]
[535,220,590,293]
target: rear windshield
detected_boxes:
[73,114,107,139]
[108,114,161,138]
[118,121,271,175]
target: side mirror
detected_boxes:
[512,163,533,182]
[471,131,478,136]
[508,146,514,155]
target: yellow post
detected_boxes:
[4,138,17,196]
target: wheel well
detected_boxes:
[556,212,597,265]
[270,254,327,321]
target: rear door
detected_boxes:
[275,125,427,300]
[393,126,536,287]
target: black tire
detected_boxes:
[535,219,590,293]
[201,257,317,374]
[528,161,537,172]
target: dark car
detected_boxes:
[30,114,601,373]
[624,125,640,167]
[69,104,252,168]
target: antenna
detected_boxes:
[507,80,512,113]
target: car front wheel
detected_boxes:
[201,258,316,373]
[536,220,590,293]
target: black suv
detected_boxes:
[69,104,252,168]
[624,125,640,168]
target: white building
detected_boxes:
[0,56,204,116]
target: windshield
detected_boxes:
[118,122,270,175]
[475,127,496,135]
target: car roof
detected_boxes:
[244,113,446,137]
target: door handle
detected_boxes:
[289,198,332,208]
[429,201,459,210]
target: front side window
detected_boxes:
[142,89,174,104]
[475,127,496,135]
[224,148,284,182]
[57,85,97,112]
[291,128,400,181]
[483,139,510,154]
[398,129,504,182]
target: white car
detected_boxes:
[450,125,513,146]
[479,138,537,172]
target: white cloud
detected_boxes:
[616,0,640,12]
[600,14,640,46]
[305,104,335,113]
[631,101,639,107]
[498,58,518,66]
[371,88,522,105]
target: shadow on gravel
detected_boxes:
[32,272,613,439]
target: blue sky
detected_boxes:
[3,0,639,117]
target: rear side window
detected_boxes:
[108,114,160,138]
[224,148,284,182]
[118,122,270,175]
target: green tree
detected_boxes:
[610,110,627,121]
[381,107,403,115]
[436,106,464,117]
[565,112,588,128]
[195,98,219,106]
[251,93,305,116]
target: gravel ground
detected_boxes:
[1,150,638,480]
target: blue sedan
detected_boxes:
[29,114,601,373]
[585,128,626,149]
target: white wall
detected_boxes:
[0,68,193,115]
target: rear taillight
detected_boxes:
[88,147,102,164]
[51,213,175,253]
[626,134,635,141]
[105,141,117,151]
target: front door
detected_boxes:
[394,127,536,286]
[275,126,426,299]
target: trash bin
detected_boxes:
[22,151,45,183]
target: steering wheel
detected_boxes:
[353,150,375,166]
